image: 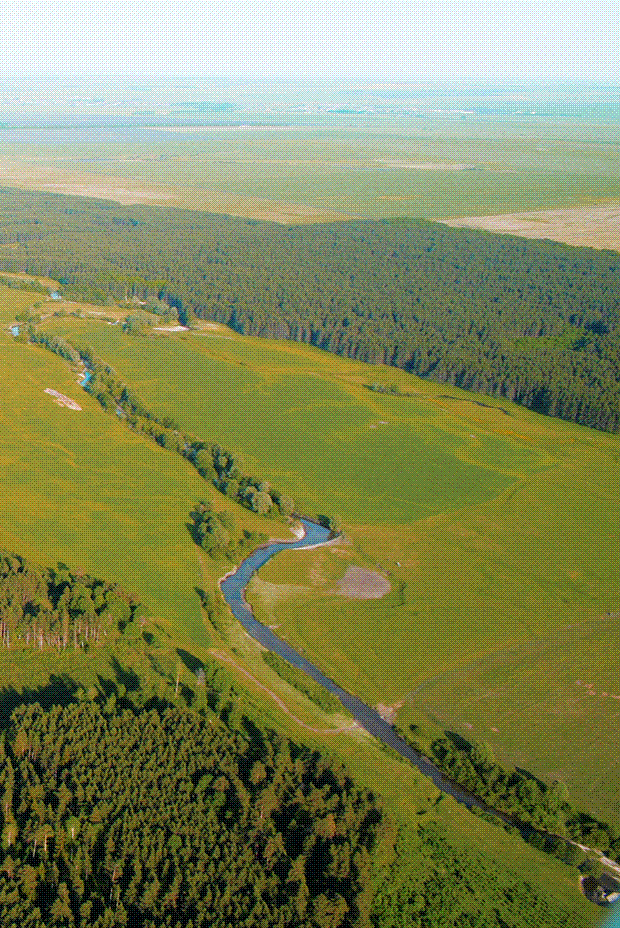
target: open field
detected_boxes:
[39,312,620,823]
[1,111,620,237]
[0,291,283,648]
[0,285,612,918]
[442,205,620,252]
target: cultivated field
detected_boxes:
[442,205,620,252]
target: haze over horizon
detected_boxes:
[2,1,618,87]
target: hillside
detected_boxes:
[0,280,608,925]
[36,307,620,824]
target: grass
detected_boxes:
[34,317,618,823]
[37,321,529,523]
[0,289,610,921]
[12,298,620,829]
[1,114,619,233]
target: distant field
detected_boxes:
[1,113,620,240]
[443,205,620,252]
[40,313,620,822]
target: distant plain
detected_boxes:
[1,109,620,246]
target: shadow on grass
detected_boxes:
[109,656,141,693]
[176,647,204,677]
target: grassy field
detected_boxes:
[1,113,620,242]
[0,285,611,920]
[35,311,620,825]
[0,298,236,649]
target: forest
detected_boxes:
[0,690,593,928]
[0,551,586,928]
[0,549,141,652]
[0,188,618,432]
[0,700,383,928]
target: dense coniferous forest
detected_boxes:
[0,700,383,927]
[0,692,596,928]
[0,189,618,432]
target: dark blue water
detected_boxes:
[220,519,485,808]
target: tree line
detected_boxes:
[0,187,618,431]
[190,499,268,562]
[399,723,620,873]
[0,549,141,652]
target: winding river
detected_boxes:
[220,518,489,811]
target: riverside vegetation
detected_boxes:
[38,304,620,818]
[28,319,620,864]
[0,257,612,923]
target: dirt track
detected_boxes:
[208,649,360,735]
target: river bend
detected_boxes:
[220,519,487,810]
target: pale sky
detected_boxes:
[1,1,618,86]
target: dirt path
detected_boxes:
[208,649,360,736]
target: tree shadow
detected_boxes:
[176,648,203,677]
[109,656,141,693]
[0,674,79,729]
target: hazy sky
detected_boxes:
[1,1,618,86]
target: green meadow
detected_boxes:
[0,288,611,920]
[2,113,620,225]
[35,313,620,825]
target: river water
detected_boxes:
[220,518,485,809]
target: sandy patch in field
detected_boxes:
[154,325,189,332]
[44,388,82,411]
[375,700,404,724]
[335,567,391,599]
[440,205,620,252]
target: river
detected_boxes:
[220,518,491,810]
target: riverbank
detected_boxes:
[215,520,620,905]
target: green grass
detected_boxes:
[19,308,620,826]
[0,295,610,924]
[2,114,620,223]
[413,612,620,825]
[38,321,532,523]
[0,327,210,646]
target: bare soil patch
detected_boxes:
[44,388,82,411]
[335,566,391,599]
[375,700,404,724]
[441,205,620,253]
[153,325,189,332]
